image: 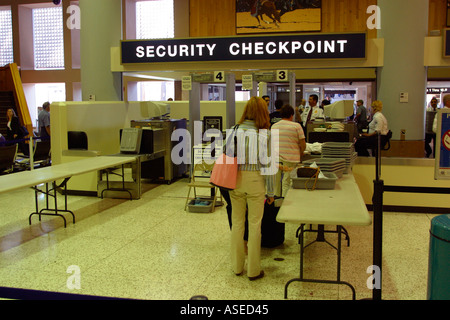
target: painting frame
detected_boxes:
[236,0,322,35]
[447,0,450,27]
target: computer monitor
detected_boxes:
[324,100,354,120]
[203,116,222,133]
[140,101,170,119]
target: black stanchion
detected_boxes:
[369,133,450,300]
[372,178,383,300]
[371,132,383,300]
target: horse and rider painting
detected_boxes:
[236,0,321,34]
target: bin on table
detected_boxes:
[427,214,450,300]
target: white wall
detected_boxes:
[51,101,148,192]
[52,100,249,164]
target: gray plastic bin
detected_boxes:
[188,199,214,213]
[427,214,450,300]
[292,172,338,189]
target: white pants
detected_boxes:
[275,161,296,197]
[230,171,266,278]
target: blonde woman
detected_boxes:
[6,108,22,141]
[355,100,389,156]
[230,96,276,281]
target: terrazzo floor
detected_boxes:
[0,176,437,300]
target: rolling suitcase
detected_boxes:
[225,190,285,248]
[261,197,285,248]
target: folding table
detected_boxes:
[0,156,137,227]
[277,173,371,299]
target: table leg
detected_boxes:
[337,225,342,281]
[29,179,75,228]
[284,224,356,300]
[284,224,305,299]
[316,224,325,241]
[100,164,133,200]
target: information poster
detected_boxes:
[182,76,192,91]
[435,108,450,179]
[241,75,253,90]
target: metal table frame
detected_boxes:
[276,173,371,300]
[29,178,75,228]
[1,156,138,228]
[284,224,355,300]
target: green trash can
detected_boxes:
[427,214,450,300]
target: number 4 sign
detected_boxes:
[214,71,225,82]
[277,70,288,82]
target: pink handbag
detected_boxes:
[210,124,239,190]
[209,153,238,190]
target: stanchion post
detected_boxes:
[29,136,34,170]
[372,132,383,300]
[372,178,384,300]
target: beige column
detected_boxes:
[376,0,429,142]
[79,0,122,101]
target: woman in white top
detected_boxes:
[355,100,389,156]
[230,96,276,281]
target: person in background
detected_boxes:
[297,98,306,113]
[38,102,51,138]
[5,107,28,154]
[320,99,330,110]
[271,104,306,197]
[301,94,323,137]
[354,100,389,156]
[301,94,323,124]
[427,97,438,111]
[433,94,450,133]
[294,99,306,125]
[355,99,368,133]
[6,108,23,141]
[230,96,276,281]
[425,97,438,158]
[262,95,270,108]
[269,99,283,126]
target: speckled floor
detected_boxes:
[0,177,437,300]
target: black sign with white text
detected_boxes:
[121,33,366,64]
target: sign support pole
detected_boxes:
[226,73,236,130]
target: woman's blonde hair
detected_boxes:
[6,108,16,119]
[238,96,270,129]
[372,100,383,113]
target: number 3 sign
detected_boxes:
[277,70,288,82]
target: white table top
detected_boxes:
[0,156,137,194]
[277,173,371,226]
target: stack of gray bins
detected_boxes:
[302,158,347,178]
[320,142,357,174]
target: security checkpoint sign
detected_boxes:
[435,108,450,180]
[121,33,367,64]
